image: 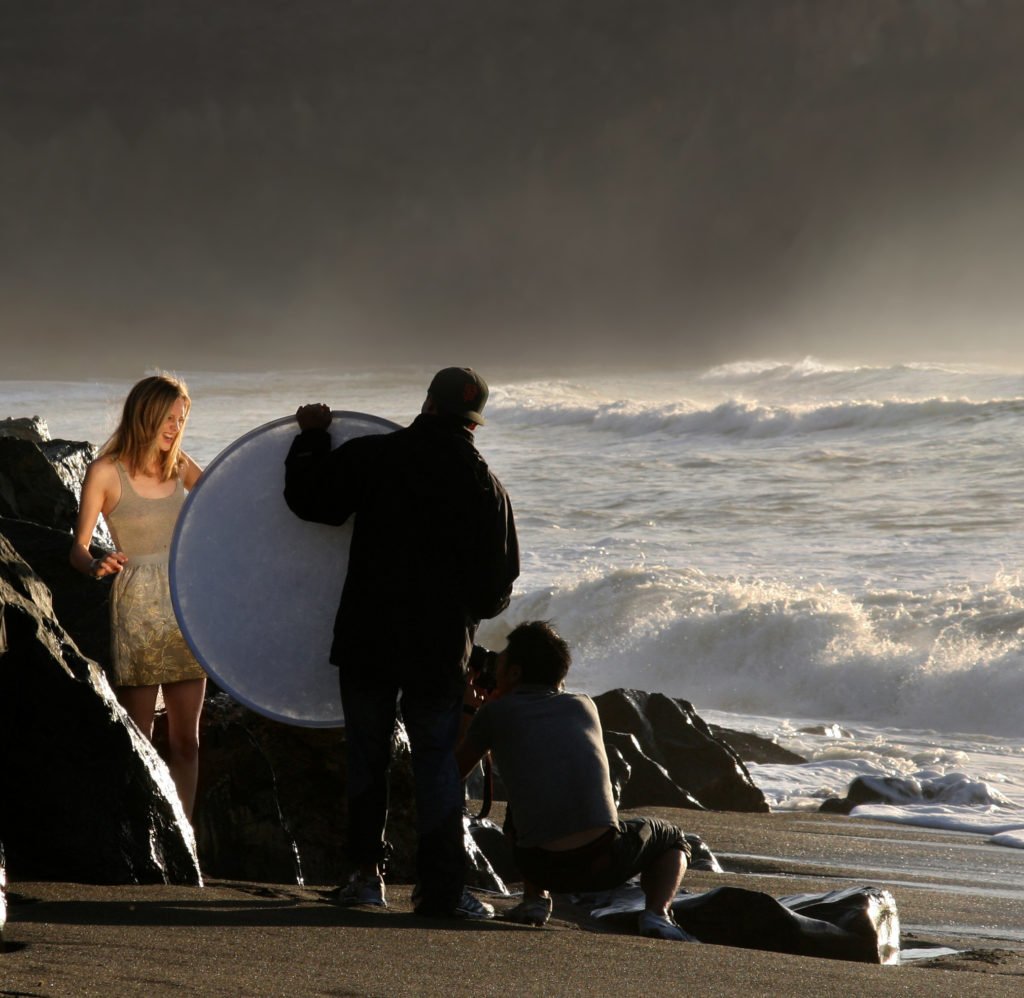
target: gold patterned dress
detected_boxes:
[105,462,206,687]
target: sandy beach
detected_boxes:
[4,806,1024,997]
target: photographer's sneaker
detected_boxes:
[637,909,696,941]
[413,885,495,920]
[327,872,387,908]
[503,895,552,926]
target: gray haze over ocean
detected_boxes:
[4,1,1024,375]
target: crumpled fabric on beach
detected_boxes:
[579,882,899,964]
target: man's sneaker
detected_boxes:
[413,885,495,920]
[503,896,552,926]
[637,909,696,941]
[326,872,387,908]
[453,889,495,920]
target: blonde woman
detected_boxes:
[71,374,206,820]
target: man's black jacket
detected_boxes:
[284,413,519,694]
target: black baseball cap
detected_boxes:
[428,367,489,424]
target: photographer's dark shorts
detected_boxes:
[513,817,690,894]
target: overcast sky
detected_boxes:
[5,1,1024,378]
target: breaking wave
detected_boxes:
[479,567,1024,738]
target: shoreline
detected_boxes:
[5,808,1024,996]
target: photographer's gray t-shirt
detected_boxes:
[466,686,618,848]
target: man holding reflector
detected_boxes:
[285,367,519,918]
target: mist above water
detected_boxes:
[4,1,1024,377]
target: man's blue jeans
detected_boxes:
[340,677,465,910]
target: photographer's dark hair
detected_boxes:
[505,620,571,688]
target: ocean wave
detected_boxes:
[478,568,1024,737]
[698,356,1011,384]
[487,392,1024,439]
[699,357,874,381]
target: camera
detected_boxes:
[468,644,498,692]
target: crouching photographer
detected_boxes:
[455,620,695,940]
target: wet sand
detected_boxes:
[4,807,1024,997]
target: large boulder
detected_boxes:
[594,689,769,813]
[0,416,49,443]
[709,724,806,765]
[0,517,113,673]
[179,694,506,892]
[0,535,200,884]
[0,420,111,549]
[178,695,354,886]
[603,729,705,811]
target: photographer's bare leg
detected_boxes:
[641,846,687,915]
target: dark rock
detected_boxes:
[817,772,1010,815]
[465,816,518,886]
[0,436,80,532]
[0,535,200,884]
[0,416,48,443]
[798,723,852,739]
[605,742,631,805]
[0,434,111,549]
[594,689,769,813]
[0,842,6,949]
[463,816,508,894]
[0,517,113,674]
[179,694,374,886]
[184,694,506,890]
[464,754,507,805]
[818,796,855,815]
[685,833,723,873]
[709,725,806,765]
[819,774,926,815]
[603,730,705,810]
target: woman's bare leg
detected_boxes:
[161,677,207,821]
[117,684,160,739]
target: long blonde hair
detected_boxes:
[99,374,191,481]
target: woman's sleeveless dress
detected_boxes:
[105,462,206,687]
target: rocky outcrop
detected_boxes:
[595,689,769,813]
[168,694,506,892]
[0,416,49,443]
[0,517,113,673]
[0,535,200,885]
[709,725,806,766]
[604,730,705,811]
[819,772,1014,815]
[0,420,111,549]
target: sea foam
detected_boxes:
[478,566,1024,738]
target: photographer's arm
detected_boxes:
[458,696,489,782]
[459,681,486,742]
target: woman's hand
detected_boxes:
[89,551,128,579]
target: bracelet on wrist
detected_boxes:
[89,557,103,578]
